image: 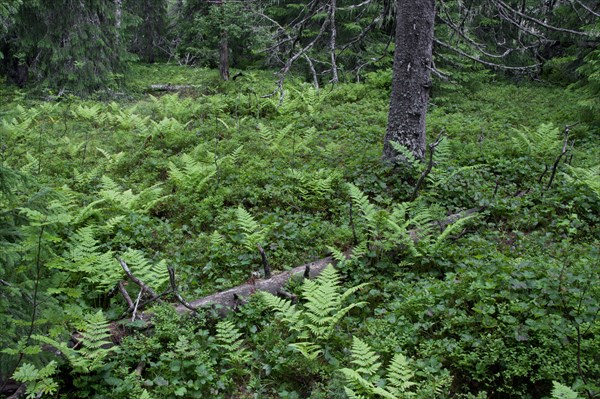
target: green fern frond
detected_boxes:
[260,291,304,331]
[99,176,165,213]
[389,141,421,169]
[216,320,251,365]
[432,136,451,165]
[288,342,322,361]
[13,361,59,399]
[511,123,561,160]
[120,249,169,291]
[348,183,378,236]
[430,213,477,254]
[72,104,103,122]
[33,311,114,374]
[257,122,274,144]
[339,368,379,397]
[236,206,266,251]
[551,381,581,399]
[209,230,225,247]
[386,353,417,395]
[51,225,120,292]
[566,165,600,199]
[168,153,216,193]
[348,337,382,376]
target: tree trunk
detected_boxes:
[219,32,230,80]
[383,0,435,162]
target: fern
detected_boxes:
[566,165,600,199]
[33,310,114,373]
[389,141,421,170]
[340,337,447,399]
[348,183,475,258]
[236,206,266,251]
[348,183,379,238]
[72,104,104,124]
[100,176,166,213]
[216,320,251,366]
[385,353,417,396]
[511,123,562,161]
[261,265,367,360]
[13,361,59,399]
[551,381,581,399]
[120,248,169,291]
[51,225,120,293]
[168,153,216,193]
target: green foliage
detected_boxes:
[13,361,59,399]
[339,337,449,399]
[571,50,600,127]
[216,320,251,369]
[566,165,600,199]
[0,64,598,398]
[1,0,129,93]
[551,382,581,399]
[236,206,267,251]
[261,265,367,360]
[34,310,115,373]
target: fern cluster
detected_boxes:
[348,183,475,258]
[261,265,367,360]
[340,337,450,399]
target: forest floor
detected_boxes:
[0,64,598,398]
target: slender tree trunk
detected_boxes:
[383,0,435,162]
[219,32,230,80]
[115,0,122,45]
[217,0,230,81]
[329,0,339,83]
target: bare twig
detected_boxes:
[131,287,144,322]
[118,281,134,309]
[547,125,575,190]
[117,257,158,299]
[257,244,271,279]
[168,267,198,314]
[434,38,542,71]
[410,130,445,201]
[493,0,600,38]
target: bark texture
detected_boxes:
[383,0,435,162]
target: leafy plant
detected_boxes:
[261,265,367,360]
[13,361,59,399]
[339,336,450,399]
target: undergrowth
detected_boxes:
[0,65,598,398]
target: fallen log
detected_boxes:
[175,255,334,314]
[174,206,483,315]
[148,84,196,92]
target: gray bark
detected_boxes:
[383,0,435,162]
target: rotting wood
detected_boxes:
[148,84,196,92]
[175,255,336,314]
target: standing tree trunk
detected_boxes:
[383,0,435,162]
[217,0,229,81]
[219,32,230,80]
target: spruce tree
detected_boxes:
[0,0,127,94]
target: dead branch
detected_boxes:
[257,244,271,279]
[168,267,198,314]
[410,130,445,201]
[175,256,336,314]
[434,38,542,71]
[117,257,158,299]
[148,84,196,92]
[493,0,600,39]
[117,281,134,309]
[546,125,572,190]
